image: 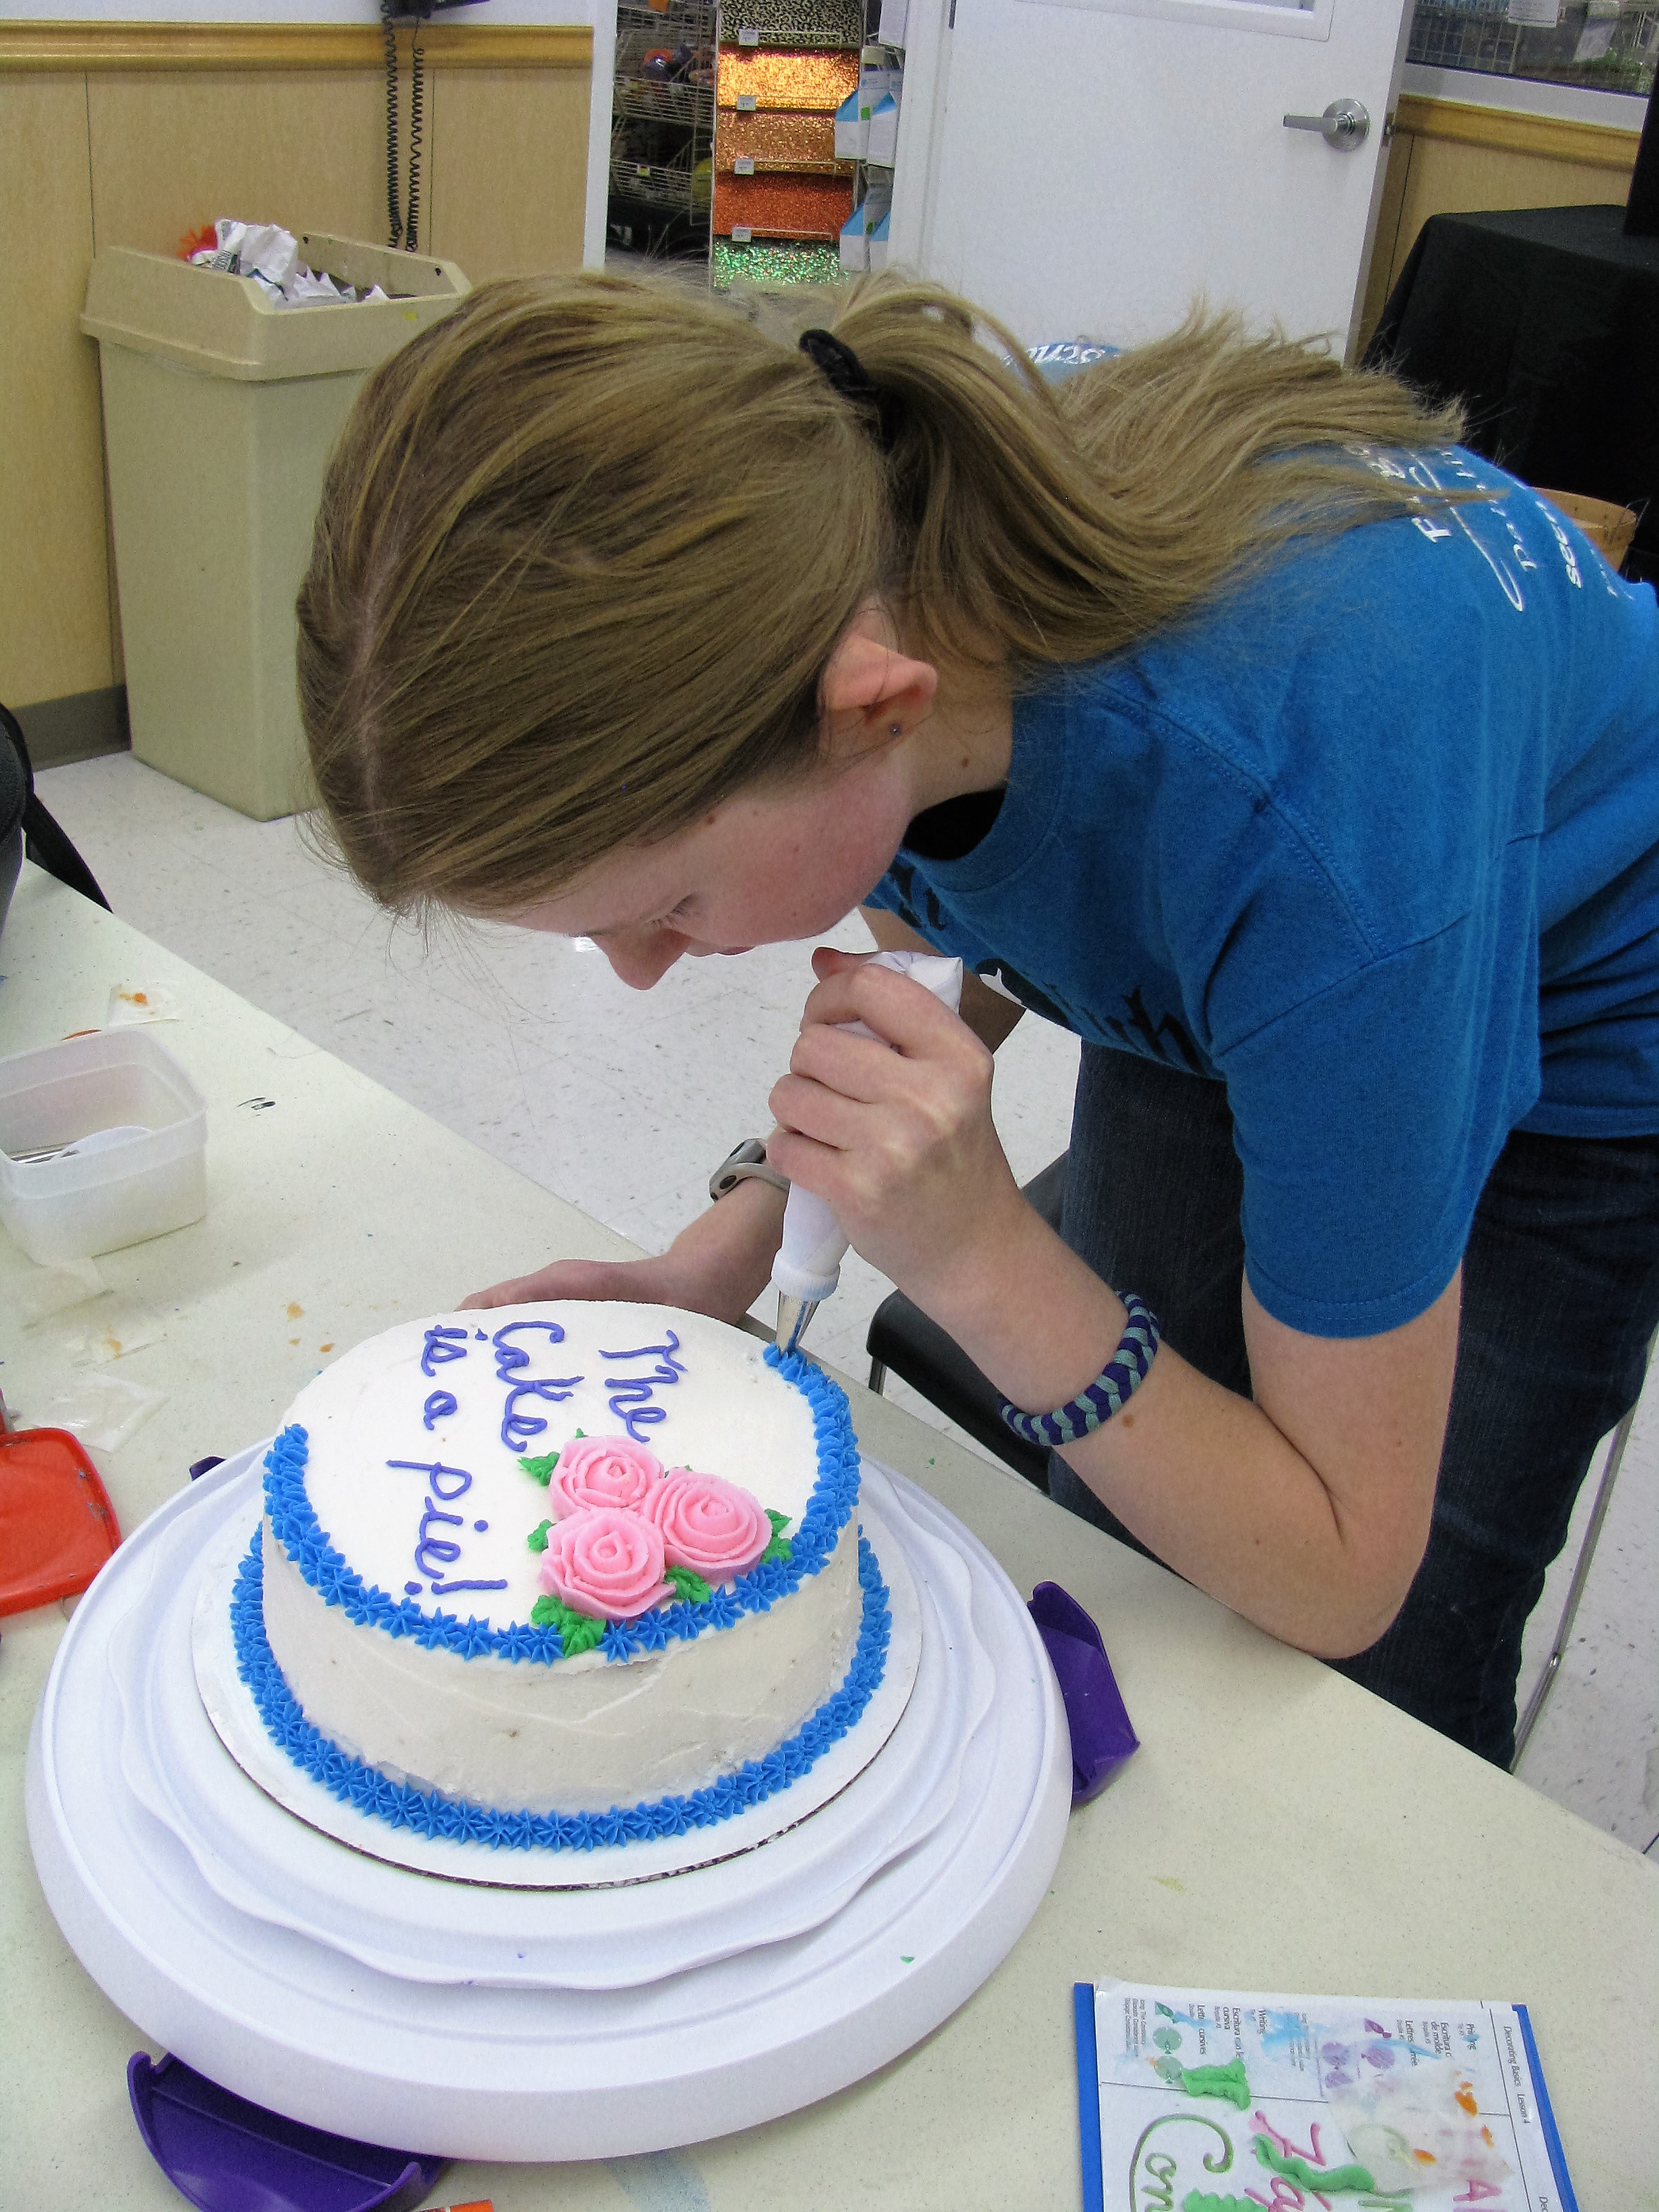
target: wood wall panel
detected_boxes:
[426,66,590,283]
[1356,130,1415,363]
[85,70,389,259]
[0,76,112,710]
[2,50,591,714]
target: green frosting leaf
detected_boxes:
[529,1591,605,1656]
[1253,2139,1385,2196]
[526,1519,552,1553]
[666,1564,713,1605]
[518,1452,559,1486]
[1179,2059,1252,2110]
[758,1507,793,1565]
[1183,2195,1254,2212]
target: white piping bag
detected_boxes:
[773,948,963,1355]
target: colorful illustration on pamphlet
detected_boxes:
[1076,1985,1576,2212]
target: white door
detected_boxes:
[891,0,1413,357]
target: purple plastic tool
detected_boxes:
[127,2053,448,2212]
[1028,1581,1139,1805]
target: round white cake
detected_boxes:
[235,1303,884,1847]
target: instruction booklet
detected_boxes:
[1074,1982,1575,2212]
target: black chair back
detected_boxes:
[0,704,111,939]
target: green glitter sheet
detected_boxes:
[712,238,842,290]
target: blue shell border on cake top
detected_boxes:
[231,1521,893,1850]
[262,1345,859,1668]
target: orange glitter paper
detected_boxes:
[714,171,855,239]
[716,110,842,169]
[716,49,859,112]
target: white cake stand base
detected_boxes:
[27,1449,1071,2162]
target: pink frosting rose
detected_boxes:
[538,1507,673,1621]
[640,1469,771,1581]
[548,1434,665,1518]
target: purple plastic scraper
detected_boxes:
[1028,1581,1139,1805]
[127,2053,448,2212]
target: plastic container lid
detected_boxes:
[127,2053,449,2212]
[0,1426,121,1617]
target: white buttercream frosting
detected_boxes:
[261,1303,863,1816]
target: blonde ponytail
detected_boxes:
[297,267,1465,920]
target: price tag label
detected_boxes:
[734,155,755,174]
[636,164,652,178]
[738,25,760,43]
[731,224,754,243]
[736,91,758,109]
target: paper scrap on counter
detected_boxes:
[60,1294,167,1368]
[107,982,182,1027]
[1075,1982,1576,2212]
[43,1370,167,1452]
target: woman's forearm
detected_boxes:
[667,1170,787,1322]
[912,1196,1427,1659]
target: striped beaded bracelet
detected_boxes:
[996,1294,1162,1449]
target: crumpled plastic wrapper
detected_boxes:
[16,1258,108,1322]
[188,220,389,309]
[40,1370,167,1453]
[1319,2042,1515,2196]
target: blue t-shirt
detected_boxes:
[865,445,1659,1339]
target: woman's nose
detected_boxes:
[602,926,690,991]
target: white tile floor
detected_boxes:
[28,753,1659,1856]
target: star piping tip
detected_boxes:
[775,1293,819,1357]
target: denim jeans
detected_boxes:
[1045,1044,1659,1767]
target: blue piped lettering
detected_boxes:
[388,1458,472,1501]
[491,1319,583,1448]
[598,1332,686,1443]
[422,1389,458,1429]
[421,1324,470,1377]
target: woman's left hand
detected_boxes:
[766,947,1031,1309]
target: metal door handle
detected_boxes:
[1283,98,1370,150]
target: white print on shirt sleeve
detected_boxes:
[1528,491,1590,592]
[1341,442,1530,611]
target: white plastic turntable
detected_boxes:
[27,1446,1071,2162]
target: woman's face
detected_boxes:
[507,742,917,990]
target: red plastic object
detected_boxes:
[0,1425,120,1616]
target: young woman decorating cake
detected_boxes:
[295,271,1659,1771]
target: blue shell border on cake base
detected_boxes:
[230,1523,893,1852]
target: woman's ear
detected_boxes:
[820,616,939,750]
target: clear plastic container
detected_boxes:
[0,1029,207,1267]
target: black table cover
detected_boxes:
[1365,203,1659,581]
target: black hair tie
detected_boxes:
[798,327,899,452]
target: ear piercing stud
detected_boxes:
[888,722,902,736]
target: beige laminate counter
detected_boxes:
[3,861,1654,2211]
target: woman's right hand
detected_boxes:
[459,1174,788,1324]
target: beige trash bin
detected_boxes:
[81,234,468,821]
